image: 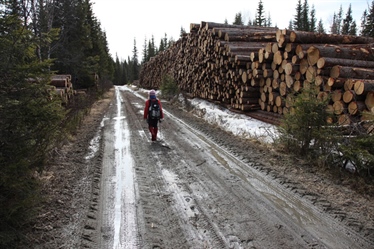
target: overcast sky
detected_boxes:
[91,0,369,61]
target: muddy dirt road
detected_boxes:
[25,85,374,249]
[81,86,373,249]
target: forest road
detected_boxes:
[81,85,373,249]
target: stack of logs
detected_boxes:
[50,74,74,104]
[139,21,374,125]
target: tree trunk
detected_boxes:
[289,31,374,44]
[330,65,374,79]
[317,57,374,69]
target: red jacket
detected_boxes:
[144,99,164,119]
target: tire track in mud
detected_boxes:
[123,89,236,248]
[88,87,373,249]
[161,100,374,248]
[122,90,193,248]
[123,89,321,248]
[171,102,374,247]
[157,118,323,248]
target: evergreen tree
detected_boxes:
[293,0,303,30]
[159,38,165,52]
[127,55,133,82]
[360,9,368,35]
[330,13,339,34]
[255,0,265,26]
[142,37,148,64]
[350,21,357,35]
[30,0,60,62]
[301,0,310,31]
[0,3,65,245]
[233,12,244,25]
[331,5,344,34]
[113,55,122,85]
[309,4,317,32]
[362,1,374,37]
[288,20,293,30]
[247,18,252,26]
[122,59,129,84]
[131,38,139,82]
[83,0,114,84]
[51,0,93,87]
[180,26,186,37]
[224,18,228,24]
[336,5,343,34]
[317,19,325,33]
[147,35,156,61]
[163,33,168,49]
[266,12,272,27]
[342,4,353,35]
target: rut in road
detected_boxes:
[91,86,374,249]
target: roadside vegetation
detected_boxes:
[160,74,180,100]
[0,1,114,247]
[276,85,374,178]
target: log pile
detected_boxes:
[50,74,74,104]
[139,21,374,125]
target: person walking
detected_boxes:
[144,89,164,141]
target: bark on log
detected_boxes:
[330,65,374,79]
[225,32,277,42]
[317,57,374,69]
[289,31,374,44]
[296,43,374,60]
[327,77,345,88]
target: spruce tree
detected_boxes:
[349,21,357,35]
[114,55,123,85]
[331,13,338,34]
[309,5,317,32]
[360,9,368,35]
[131,38,139,81]
[317,19,325,33]
[180,26,186,37]
[0,3,65,245]
[122,59,129,84]
[233,12,244,25]
[142,37,148,64]
[301,0,310,31]
[288,20,293,30]
[266,12,272,27]
[159,39,165,52]
[331,5,344,34]
[147,35,156,61]
[362,1,374,37]
[293,0,303,30]
[342,4,353,35]
[255,0,265,26]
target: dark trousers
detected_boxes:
[148,118,159,141]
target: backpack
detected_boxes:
[148,99,161,120]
